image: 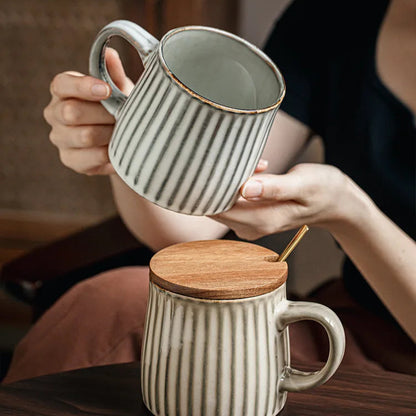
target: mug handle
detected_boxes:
[276,300,345,392]
[89,20,159,116]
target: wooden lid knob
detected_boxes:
[149,240,287,300]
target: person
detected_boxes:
[4,0,415,383]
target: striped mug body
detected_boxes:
[90,21,285,215]
[141,240,346,416]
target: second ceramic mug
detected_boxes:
[142,240,345,416]
[89,20,285,215]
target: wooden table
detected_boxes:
[0,362,414,415]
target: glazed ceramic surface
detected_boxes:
[89,21,285,215]
[141,281,345,416]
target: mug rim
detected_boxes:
[158,26,286,114]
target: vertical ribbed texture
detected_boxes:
[141,283,288,416]
[109,51,279,215]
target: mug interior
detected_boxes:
[161,27,284,111]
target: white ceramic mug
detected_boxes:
[89,21,285,215]
[141,240,345,416]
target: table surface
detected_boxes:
[0,361,415,415]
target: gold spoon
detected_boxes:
[276,225,309,262]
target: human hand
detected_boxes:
[211,163,370,240]
[43,48,134,175]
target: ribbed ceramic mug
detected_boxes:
[89,20,285,215]
[141,240,345,416]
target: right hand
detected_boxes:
[43,48,134,175]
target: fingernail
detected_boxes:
[242,180,263,199]
[258,159,268,169]
[91,83,110,97]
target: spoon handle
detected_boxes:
[278,225,309,262]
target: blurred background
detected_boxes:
[0,0,343,380]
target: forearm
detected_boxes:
[328,179,416,342]
[110,175,229,252]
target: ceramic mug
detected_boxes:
[141,240,345,416]
[89,20,285,215]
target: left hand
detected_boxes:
[211,163,364,240]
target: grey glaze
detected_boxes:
[141,282,345,416]
[89,21,285,215]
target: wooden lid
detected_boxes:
[149,240,287,300]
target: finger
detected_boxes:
[59,146,111,174]
[50,72,111,101]
[212,197,306,240]
[49,124,114,149]
[254,159,268,173]
[86,162,116,176]
[240,173,302,201]
[105,48,135,95]
[53,99,115,126]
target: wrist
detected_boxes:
[325,174,375,237]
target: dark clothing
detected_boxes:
[264,0,416,321]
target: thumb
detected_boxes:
[104,48,135,95]
[240,173,301,201]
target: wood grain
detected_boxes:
[0,210,98,268]
[0,216,146,284]
[149,240,287,299]
[0,362,414,416]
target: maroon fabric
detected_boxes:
[289,279,415,374]
[3,267,415,384]
[4,267,149,384]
